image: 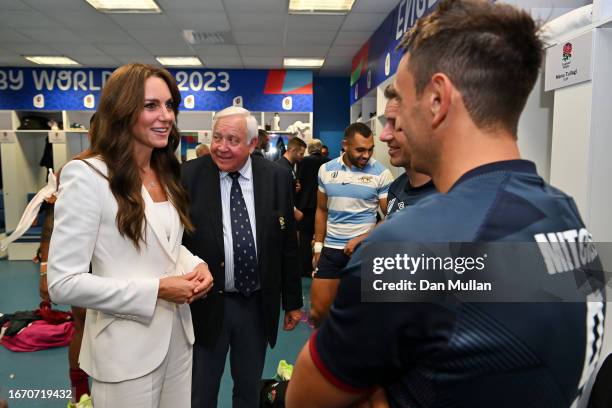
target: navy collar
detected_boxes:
[406,179,435,193]
[451,160,537,191]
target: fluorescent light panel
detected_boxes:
[284,58,325,68]
[289,0,355,14]
[156,56,203,67]
[25,56,80,66]
[85,0,161,13]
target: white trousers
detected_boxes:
[91,310,192,408]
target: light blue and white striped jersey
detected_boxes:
[318,155,393,249]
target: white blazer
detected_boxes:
[48,158,203,383]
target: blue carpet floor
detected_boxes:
[0,259,313,407]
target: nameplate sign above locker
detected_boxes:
[544,31,593,92]
[0,130,16,143]
[48,131,66,144]
[197,130,212,144]
[0,68,313,112]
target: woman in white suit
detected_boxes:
[48,63,213,408]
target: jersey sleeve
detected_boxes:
[318,164,327,194]
[377,168,394,199]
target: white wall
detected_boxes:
[549,80,593,216]
[548,24,612,243]
[585,27,612,242]
[517,73,554,181]
[545,20,612,407]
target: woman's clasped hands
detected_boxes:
[158,263,213,304]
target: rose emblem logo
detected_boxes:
[562,42,572,62]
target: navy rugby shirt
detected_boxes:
[311,160,605,408]
[386,172,437,217]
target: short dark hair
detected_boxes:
[384,84,398,100]
[257,129,268,149]
[321,145,328,150]
[399,0,543,133]
[344,122,373,141]
[287,137,307,150]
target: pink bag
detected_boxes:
[1,320,74,352]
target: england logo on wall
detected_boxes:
[561,42,572,69]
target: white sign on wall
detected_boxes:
[0,130,16,143]
[545,31,593,92]
[197,130,211,144]
[48,130,66,144]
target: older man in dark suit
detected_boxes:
[182,106,303,408]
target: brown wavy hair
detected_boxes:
[85,63,193,250]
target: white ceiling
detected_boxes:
[0,0,401,76]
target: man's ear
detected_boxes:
[248,135,258,153]
[341,138,348,151]
[429,73,452,128]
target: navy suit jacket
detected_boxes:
[181,154,302,348]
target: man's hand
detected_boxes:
[283,309,302,330]
[184,263,214,303]
[39,274,50,303]
[295,179,302,194]
[294,207,304,222]
[343,234,367,256]
[158,276,198,304]
[312,252,321,270]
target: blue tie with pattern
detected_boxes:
[229,171,259,296]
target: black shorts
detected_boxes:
[315,247,350,279]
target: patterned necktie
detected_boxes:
[229,172,259,296]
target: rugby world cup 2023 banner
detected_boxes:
[0,68,313,112]
[350,0,440,104]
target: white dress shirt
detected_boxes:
[219,157,258,292]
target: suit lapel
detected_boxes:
[251,156,268,259]
[168,199,181,255]
[205,158,225,255]
[142,186,177,262]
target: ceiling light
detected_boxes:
[284,58,325,68]
[24,56,81,66]
[85,0,161,13]
[289,0,355,14]
[156,56,203,67]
